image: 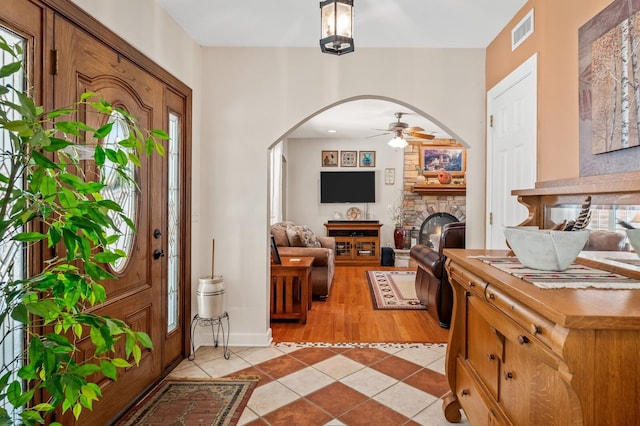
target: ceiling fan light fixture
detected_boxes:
[320,0,354,56]
[388,135,408,150]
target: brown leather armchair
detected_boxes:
[410,222,465,328]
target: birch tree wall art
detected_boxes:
[579,0,640,176]
[591,7,640,153]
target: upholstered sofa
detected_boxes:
[270,221,335,300]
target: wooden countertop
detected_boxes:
[444,249,640,330]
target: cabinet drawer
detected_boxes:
[456,358,491,426]
[485,284,562,354]
[449,261,488,299]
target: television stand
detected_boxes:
[324,222,382,266]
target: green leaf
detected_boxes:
[94,251,124,264]
[43,137,72,152]
[47,108,75,119]
[13,232,46,242]
[74,364,101,377]
[72,402,82,420]
[39,174,57,197]
[31,151,59,169]
[155,141,165,156]
[96,199,122,212]
[84,262,116,281]
[100,360,117,380]
[0,61,21,78]
[62,228,79,260]
[33,403,55,412]
[145,137,154,156]
[135,331,153,349]
[94,145,105,166]
[128,152,141,167]
[15,89,38,118]
[1,120,31,134]
[48,225,62,247]
[80,91,97,101]
[93,122,114,138]
[111,358,131,368]
[151,129,170,140]
[54,121,81,137]
[10,303,28,323]
[59,188,79,209]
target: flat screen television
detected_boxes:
[320,171,375,203]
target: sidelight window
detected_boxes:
[167,112,180,332]
[0,28,26,422]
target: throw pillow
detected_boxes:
[297,225,321,248]
[286,225,305,247]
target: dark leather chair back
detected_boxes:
[410,221,465,328]
[439,222,466,255]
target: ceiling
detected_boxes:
[154,0,527,141]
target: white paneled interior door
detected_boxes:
[486,54,537,249]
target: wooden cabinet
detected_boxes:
[324,222,382,266]
[443,249,640,426]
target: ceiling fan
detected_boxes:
[370,112,435,142]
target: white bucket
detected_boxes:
[196,275,226,318]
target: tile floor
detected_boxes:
[168,343,469,425]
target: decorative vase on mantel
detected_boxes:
[393,226,406,249]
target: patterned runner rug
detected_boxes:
[366,270,426,310]
[475,256,640,289]
[115,378,257,425]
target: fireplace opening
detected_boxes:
[419,212,459,248]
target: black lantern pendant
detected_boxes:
[320,0,354,55]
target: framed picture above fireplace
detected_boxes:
[419,145,466,177]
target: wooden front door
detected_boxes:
[52,15,179,425]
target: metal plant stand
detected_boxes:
[188,312,230,360]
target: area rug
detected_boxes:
[366,270,426,310]
[116,378,258,425]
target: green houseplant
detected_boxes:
[0,36,166,424]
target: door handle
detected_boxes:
[153,249,165,260]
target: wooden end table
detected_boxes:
[270,256,314,324]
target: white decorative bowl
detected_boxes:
[504,227,590,271]
[625,228,640,255]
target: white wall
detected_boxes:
[286,137,405,248]
[202,47,486,346]
[68,2,487,347]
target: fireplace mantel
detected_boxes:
[412,183,466,196]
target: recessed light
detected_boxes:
[327,129,337,133]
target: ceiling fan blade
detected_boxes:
[366,132,391,139]
[406,131,434,140]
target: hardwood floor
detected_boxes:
[270,265,450,343]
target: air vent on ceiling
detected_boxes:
[512,9,534,51]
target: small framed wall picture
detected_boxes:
[341,150,357,167]
[359,151,375,167]
[384,168,395,185]
[321,150,338,167]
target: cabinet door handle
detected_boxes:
[504,371,514,380]
[488,292,495,299]
[531,324,541,335]
[461,389,469,396]
[487,353,495,361]
[518,335,530,345]
[468,281,475,287]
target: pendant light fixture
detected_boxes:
[388,131,408,150]
[320,0,354,55]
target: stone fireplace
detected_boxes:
[400,143,466,242]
